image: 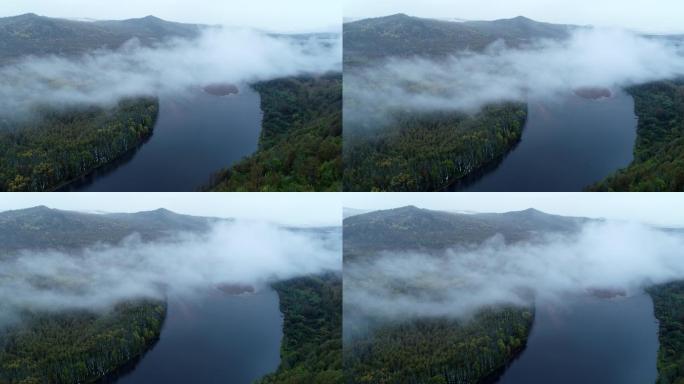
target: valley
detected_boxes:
[343,205,684,384]
[343,13,684,192]
[0,205,342,384]
[0,13,342,192]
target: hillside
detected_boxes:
[344,205,588,260]
[0,97,159,192]
[648,281,684,384]
[0,13,202,64]
[343,103,528,191]
[344,13,574,66]
[0,205,216,255]
[344,308,534,384]
[257,274,343,384]
[0,300,167,384]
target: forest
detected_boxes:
[344,307,533,384]
[648,281,684,384]
[589,79,684,191]
[256,274,343,384]
[0,98,158,192]
[207,73,342,192]
[343,103,527,191]
[0,300,166,384]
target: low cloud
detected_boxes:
[0,27,341,117]
[345,221,684,329]
[0,221,341,326]
[344,28,684,128]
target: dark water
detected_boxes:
[68,87,262,191]
[461,91,637,191]
[113,289,282,384]
[497,293,658,384]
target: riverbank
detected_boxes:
[0,97,159,192]
[207,73,342,192]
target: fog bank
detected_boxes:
[0,221,341,326]
[0,27,341,117]
[344,28,684,128]
[345,221,684,325]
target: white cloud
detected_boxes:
[345,28,684,127]
[345,221,684,326]
[1,27,341,117]
[0,221,341,326]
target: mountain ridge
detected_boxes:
[0,205,219,254]
[343,13,576,65]
[344,206,592,260]
[0,13,203,64]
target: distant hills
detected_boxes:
[0,205,218,254]
[343,13,575,65]
[344,205,591,260]
[344,13,684,66]
[0,13,203,64]
[342,207,372,219]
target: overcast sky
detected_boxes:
[345,193,684,227]
[0,193,341,227]
[0,0,340,33]
[344,0,684,34]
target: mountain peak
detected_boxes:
[8,13,41,20]
[0,205,56,217]
[395,205,421,212]
[511,208,547,216]
[492,15,536,24]
[140,15,163,22]
[382,13,413,21]
[25,205,52,212]
[149,207,174,214]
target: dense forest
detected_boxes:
[589,80,684,191]
[256,274,342,384]
[344,103,527,191]
[0,300,166,384]
[207,73,342,192]
[344,307,533,384]
[0,98,158,191]
[648,281,684,384]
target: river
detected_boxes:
[459,90,637,191]
[66,86,262,191]
[496,293,658,384]
[109,288,282,384]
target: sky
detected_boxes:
[343,0,684,34]
[0,193,342,227]
[0,0,341,33]
[344,193,684,227]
